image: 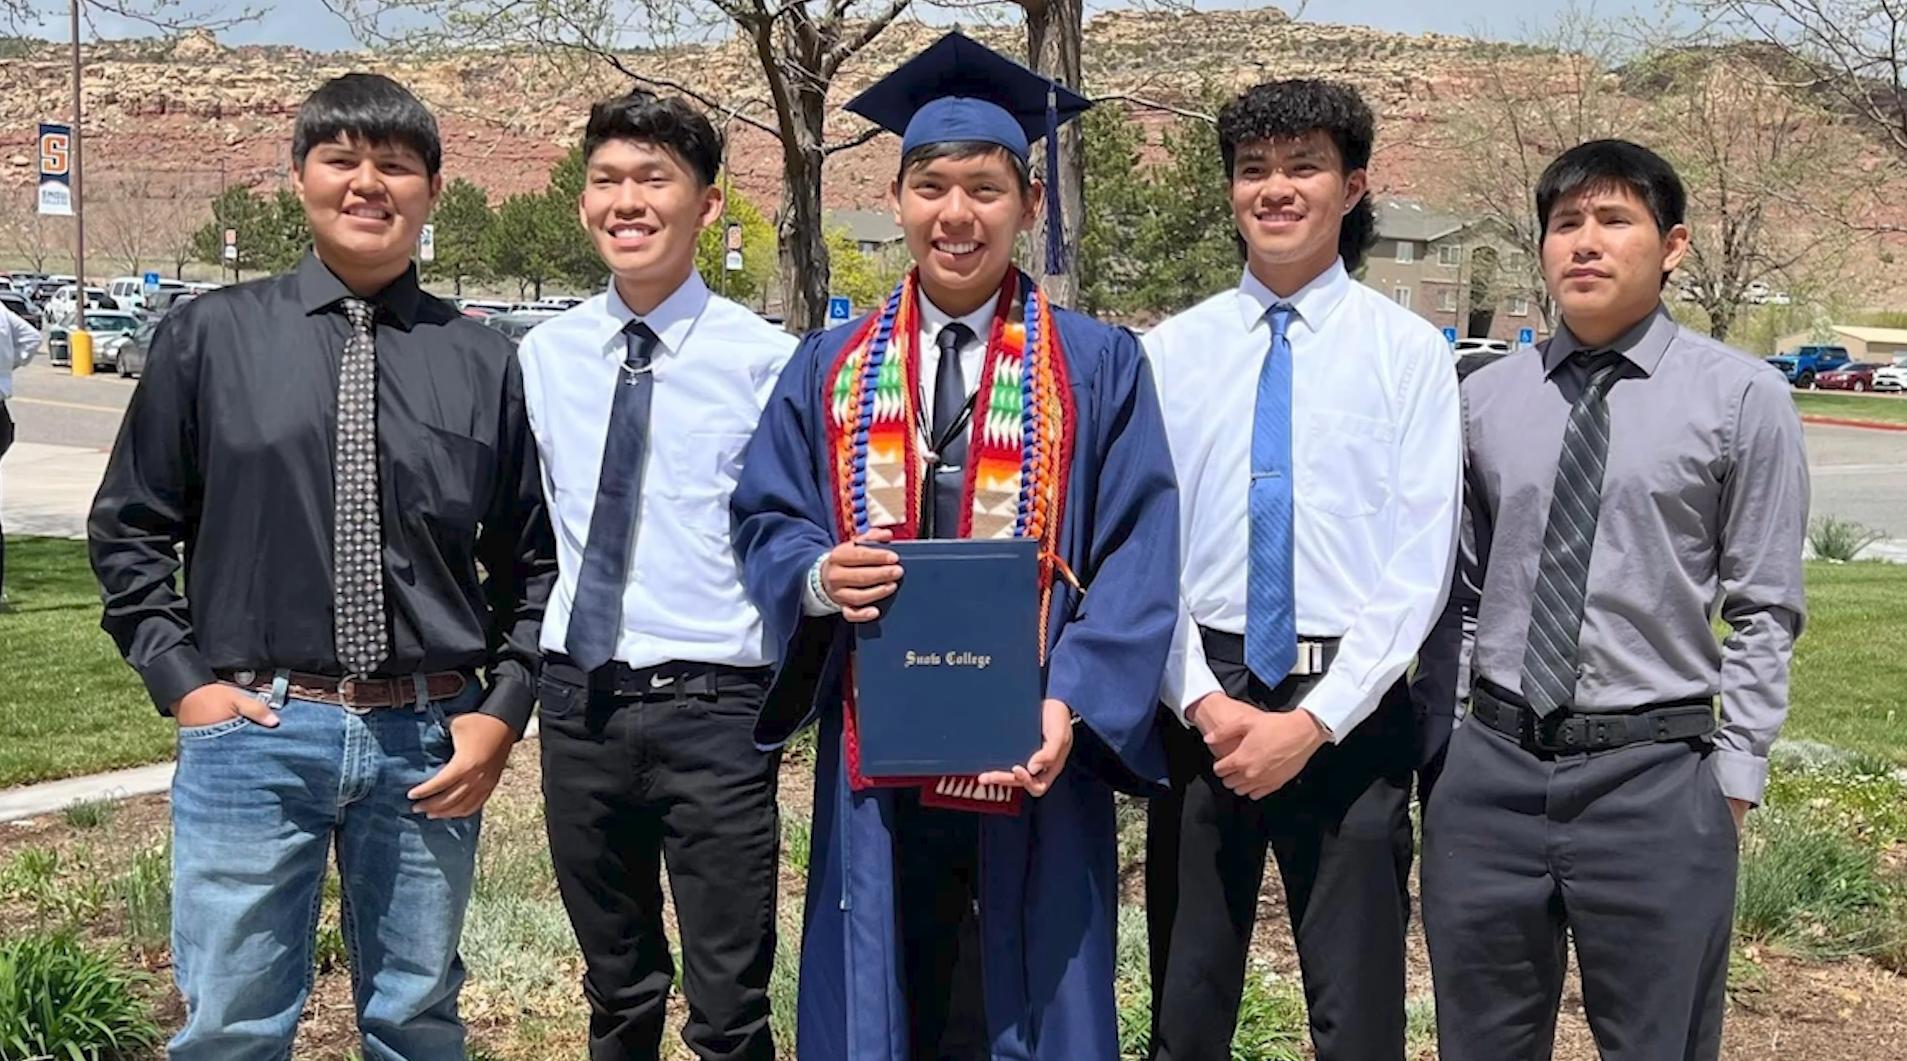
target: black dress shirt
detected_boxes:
[88,252,556,733]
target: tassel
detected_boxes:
[1043,84,1069,276]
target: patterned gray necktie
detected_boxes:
[333,297,388,675]
[1520,349,1627,716]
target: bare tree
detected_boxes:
[92,174,158,275]
[1021,0,1083,305]
[1706,0,1907,158]
[321,0,919,330]
[0,190,64,273]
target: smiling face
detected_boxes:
[1540,180,1689,344]
[293,134,439,282]
[1229,130,1367,294]
[579,137,721,309]
[893,146,1040,317]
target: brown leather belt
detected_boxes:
[217,669,469,710]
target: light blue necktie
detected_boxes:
[1246,303,1298,687]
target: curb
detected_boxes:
[1800,414,1907,433]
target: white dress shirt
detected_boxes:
[0,305,42,401]
[1143,260,1463,737]
[519,271,798,668]
[802,291,994,616]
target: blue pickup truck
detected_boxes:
[1766,345,1852,388]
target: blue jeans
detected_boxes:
[168,678,485,1061]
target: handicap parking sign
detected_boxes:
[142,270,160,293]
[1442,326,1458,343]
[827,296,852,324]
[1519,328,1535,345]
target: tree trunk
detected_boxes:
[1024,0,1085,308]
[779,84,832,331]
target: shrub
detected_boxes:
[1736,808,1893,959]
[1808,516,1884,562]
[61,798,116,830]
[782,818,812,878]
[116,845,171,959]
[0,930,161,1060]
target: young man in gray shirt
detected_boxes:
[1419,139,1808,1060]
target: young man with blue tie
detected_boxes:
[1143,80,1463,1060]
[517,92,797,1060]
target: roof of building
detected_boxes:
[1373,198,1467,243]
[1831,326,1907,344]
[827,209,905,245]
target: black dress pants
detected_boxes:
[540,662,782,1061]
[1147,632,1415,1061]
[1,401,13,594]
[893,789,990,1061]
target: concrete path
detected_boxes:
[1,440,106,540]
[0,762,174,824]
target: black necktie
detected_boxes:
[333,298,388,675]
[927,323,972,539]
[1521,349,1627,716]
[565,320,660,672]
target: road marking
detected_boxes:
[8,395,127,414]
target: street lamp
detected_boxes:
[716,98,772,303]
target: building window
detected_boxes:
[1509,296,1530,317]
[1439,244,1462,266]
[1393,286,1412,310]
[1438,288,1458,312]
[1396,240,1416,263]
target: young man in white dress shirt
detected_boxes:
[1142,80,1463,1061]
[516,91,797,1061]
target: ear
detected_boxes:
[427,172,443,212]
[697,180,725,231]
[1021,179,1045,234]
[889,175,903,227]
[290,160,307,203]
[577,189,589,234]
[1661,222,1691,274]
[1343,168,1369,214]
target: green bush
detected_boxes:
[1113,904,1309,1060]
[1736,808,1894,959]
[1762,759,1907,848]
[115,845,170,958]
[60,798,116,830]
[783,817,812,878]
[0,930,160,1060]
[1808,516,1885,562]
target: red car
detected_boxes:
[1814,362,1884,391]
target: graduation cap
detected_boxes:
[845,32,1092,275]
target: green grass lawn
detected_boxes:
[1,537,1903,787]
[0,538,172,787]
[1793,391,1907,426]
[1780,560,1907,765]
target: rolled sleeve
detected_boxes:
[1713,369,1808,805]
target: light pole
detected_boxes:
[716,99,771,303]
[69,0,85,334]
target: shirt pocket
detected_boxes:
[1299,410,1395,518]
[669,428,751,542]
[404,423,497,534]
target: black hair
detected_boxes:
[1535,139,1686,239]
[1218,80,1378,272]
[583,90,723,187]
[898,140,1033,194]
[292,73,442,177]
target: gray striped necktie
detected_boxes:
[1520,349,1627,717]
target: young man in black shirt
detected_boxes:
[89,73,554,1060]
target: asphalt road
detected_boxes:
[7,361,1904,540]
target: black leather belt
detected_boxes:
[1471,680,1716,756]
[543,654,771,698]
[1198,628,1341,678]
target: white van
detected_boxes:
[107,275,188,313]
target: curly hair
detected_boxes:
[1217,80,1377,271]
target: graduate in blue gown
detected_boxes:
[729,33,1179,1061]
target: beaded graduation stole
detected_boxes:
[822,268,1076,815]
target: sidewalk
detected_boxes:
[0,440,107,540]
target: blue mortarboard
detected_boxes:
[846,32,1092,274]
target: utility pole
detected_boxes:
[69,0,86,332]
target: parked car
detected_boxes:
[46,311,142,369]
[143,289,203,320]
[1766,345,1852,388]
[481,310,557,345]
[106,275,188,314]
[114,319,161,378]
[22,276,71,307]
[1814,361,1885,392]
[457,298,512,318]
[44,285,120,324]
[1452,338,1514,356]
[0,291,43,331]
[530,295,585,312]
[1871,355,1907,393]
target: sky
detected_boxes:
[45,0,1672,54]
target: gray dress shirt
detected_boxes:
[1426,305,1809,804]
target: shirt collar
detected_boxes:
[295,250,423,329]
[1543,303,1677,377]
[917,289,996,350]
[1236,258,1350,334]
[602,271,710,360]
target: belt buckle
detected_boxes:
[337,674,375,715]
[1527,711,1569,754]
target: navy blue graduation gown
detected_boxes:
[731,306,1178,1061]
